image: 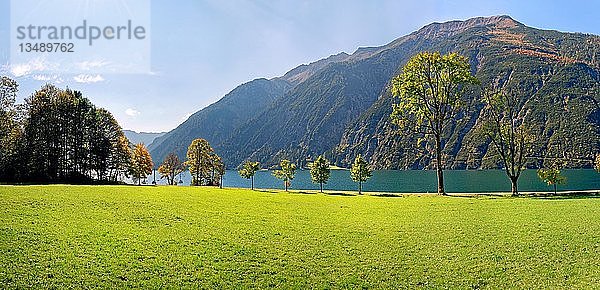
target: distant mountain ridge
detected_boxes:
[148,78,291,163]
[150,15,599,169]
[123,130,165,146]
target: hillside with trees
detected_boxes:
[336,16,599,170]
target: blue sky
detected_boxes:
[1,0,599,132]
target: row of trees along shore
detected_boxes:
[2,50,599,192]
[129,138,226,187]
[238,51,599,196]
[388,51,600,196]
[238,154,373,194]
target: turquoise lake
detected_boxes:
[148,169,599,193]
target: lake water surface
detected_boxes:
[148,169,599,193]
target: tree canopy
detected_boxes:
[309,155,330,193]
[0,81,132,183]
[239,161,260,190]
[479,87,535,196]
[158,153,185,185]
[186,138,224,186]
[537,168,566,195]
[273,159,296,191]
[391,51,478,194]
[0,77,19,181]
[130,143,153,185]
[350,154,372,195]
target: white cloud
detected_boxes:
[32,74,64,84]
[10,58,56,77]
[125,108,141,117]
[11,65,31,77]
[73,74,105,83]
[76,60,110,71]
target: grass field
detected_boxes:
[0,185,598,288]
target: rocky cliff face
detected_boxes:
[335,16,599,169]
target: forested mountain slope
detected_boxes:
[151,15,599,169]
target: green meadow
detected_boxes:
[0,185,598,288]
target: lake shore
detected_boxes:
[2,183,599,198]
[220,186,600,197]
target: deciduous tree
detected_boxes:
[111,135,132,182]
[130,143,153,185]
[15,84,129,183]
[0,76,19,181]
[479,87,535,196]
[239,161,260,190]
[273,159,296,191]
[537,168,566,195]
[350,154,372,195]
[158,153,184,185]
[210,154,225,187]
[186,138,223,186]
[391,52,478,195]
[309,155,330,193]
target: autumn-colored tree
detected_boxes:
[273,159,296,191]
[186,138,223,186]
[350,154,372,195]
[309,155,330,193]
[130,143,153,185]
[239,161,260,190]
[158,153,184,185]
[391,52,478,195]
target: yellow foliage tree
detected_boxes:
[130,143,153,185]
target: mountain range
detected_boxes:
[124,130,165,147]
[148,15,600,170]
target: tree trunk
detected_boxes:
[358,181,362,195]
[435,135,445,195]
[553,184,557,196]
[284,180,288,192]
[436,167,445,195]
[320,182,323,193]
[510,176,519,196]
[251,176,254,190]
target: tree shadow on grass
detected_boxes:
[256,189,279,194]
[445,191,600,199]
[295,191,318,195]
[323,191,356,197]
[371,193,405,198]
[255,189,319,195]
[528,192,600,200]
[446,193,506,199]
